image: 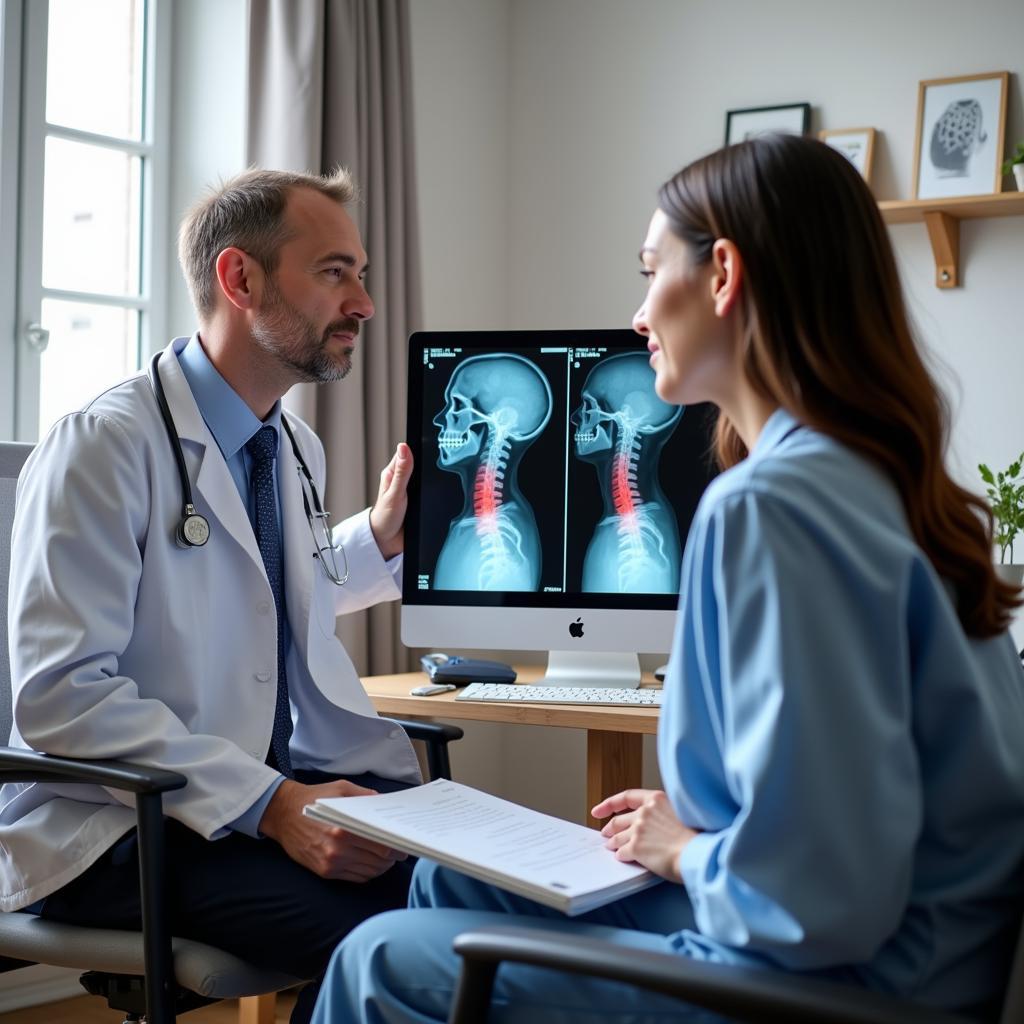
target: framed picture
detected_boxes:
[725,103,810,145]
[819,128,877,186]
[912,71,1008,200]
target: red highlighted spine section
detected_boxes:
[611,451,639,529]
[473,463,502,533]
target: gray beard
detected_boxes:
[251,294,353,384]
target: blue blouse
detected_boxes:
[659,408,1024,1012]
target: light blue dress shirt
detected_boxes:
[177,335,286,835]
[661,407,1024,1009]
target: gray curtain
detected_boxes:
[247,0,421,675]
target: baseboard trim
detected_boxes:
[0,964,84,1012]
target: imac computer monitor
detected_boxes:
[401,330,717,688]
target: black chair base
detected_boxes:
[80,971,216,1019]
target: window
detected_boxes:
[5,0,169,441]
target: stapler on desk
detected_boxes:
[420,653,517,685]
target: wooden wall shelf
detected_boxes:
[878,191,1024,289]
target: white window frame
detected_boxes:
[0,0,24,441]
[8,0,170,442]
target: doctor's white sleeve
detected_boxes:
[329,508,402,616]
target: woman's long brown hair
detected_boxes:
[658,134,1019,637]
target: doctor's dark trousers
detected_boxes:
[30,770,415,1024]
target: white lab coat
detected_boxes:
[0,337,420,911]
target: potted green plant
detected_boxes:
[979,453,1024,585]
[1003,141,1024,192]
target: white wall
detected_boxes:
[501,0,1023,485]
[409,0,1024,817]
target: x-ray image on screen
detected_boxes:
[406,331,715,609]
[432,353,553,591]
[571,352,682,594]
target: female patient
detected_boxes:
[312,134,1024,1022]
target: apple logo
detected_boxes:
[569,617,584,638]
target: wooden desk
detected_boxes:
[362,665,661,825]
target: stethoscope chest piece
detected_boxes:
[177,505,211,548]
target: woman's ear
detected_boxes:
[709,239,743,319]
[214,247,259,313]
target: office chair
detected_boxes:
[449,894,1024,1023]
[0,440,463,1023]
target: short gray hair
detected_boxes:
[177,167,358,320]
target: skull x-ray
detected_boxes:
[572,352,682,594]
[432,354,552,590]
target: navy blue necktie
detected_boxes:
[246,425,293,777]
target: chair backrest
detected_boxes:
[0,443,33,741]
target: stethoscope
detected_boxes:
[148,352,350,585]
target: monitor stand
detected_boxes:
[538,650,641,690]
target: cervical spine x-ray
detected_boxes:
[573,353,681,594]
[420,344,696,595]
[433,354,551,591]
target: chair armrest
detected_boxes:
[0,747,186,794]
[0,745,185,1022]
[385,718,464,782]
[386,718,464,745]
[450,926,971,1024]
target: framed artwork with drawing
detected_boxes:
[819,128,877,186]
[912,71,1008,200]
[724,103,810,145]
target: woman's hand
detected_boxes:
[591,789,698,883]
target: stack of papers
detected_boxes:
[305,778,659,916]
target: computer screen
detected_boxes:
[401,329,717,687]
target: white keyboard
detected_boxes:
[456,682,664,707]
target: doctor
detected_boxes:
[3,168,421,1022]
